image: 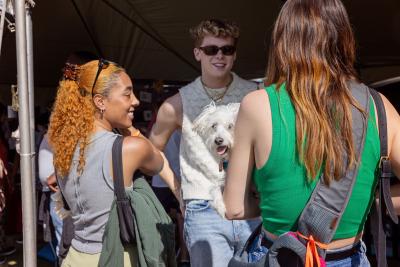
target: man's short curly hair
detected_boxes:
[190,19,240,47]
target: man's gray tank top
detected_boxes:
[58,130,118,254]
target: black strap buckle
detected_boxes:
[379,156,393,179]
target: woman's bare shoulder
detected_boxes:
[122,136,153,158]
[240,89,270,115]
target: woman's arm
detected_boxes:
[391,184,400,215]
[158,151,182,202]
[381,93,400,179]
[122,136,163,186]
[224,93,262,220]
[380,93,400,215]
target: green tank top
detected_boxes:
[253,84,380,239]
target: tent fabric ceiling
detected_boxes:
[0,0,399,86]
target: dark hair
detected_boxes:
[265,0,361,183]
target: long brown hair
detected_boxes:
[48,60,124,176]
[265,0,362,183]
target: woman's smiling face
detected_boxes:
[103,72,139,129]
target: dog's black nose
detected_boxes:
[215,137,224,145]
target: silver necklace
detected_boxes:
[201,77,233,103]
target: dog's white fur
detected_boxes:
[192,102,240,217]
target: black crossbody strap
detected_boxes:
[55,173,70,211]
[111,135,136,244]
[112,135,128,201]
[369,88,398,223]
[369,88,398,267]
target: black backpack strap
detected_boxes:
[112,136,128,201]
[369,88,398,267]
[111,135,136,244]
[55,173,70,211]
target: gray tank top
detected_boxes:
[58,130,118,254]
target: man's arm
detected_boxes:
[149,93,183,200]
[224,92,264,219]
[149,93,182,150]
[380,94,400,179]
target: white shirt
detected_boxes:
[38,134,54,191]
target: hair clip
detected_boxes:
[62,63,79,81]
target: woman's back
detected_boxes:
[58,130,118,254]
[252,83,380,239]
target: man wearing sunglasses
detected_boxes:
[149,19,259,266]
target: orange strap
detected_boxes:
[296,232,329,267]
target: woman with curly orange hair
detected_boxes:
[48,59,168,266]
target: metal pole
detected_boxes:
[15,0,36,266]
[25,4,36,243]
[0,0,8,57]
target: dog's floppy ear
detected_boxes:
[192,102,217,134]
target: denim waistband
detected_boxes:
[261,227,362,253]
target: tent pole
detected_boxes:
[15,0,36,266]
[0,0,8,57]
[25,4,36,242]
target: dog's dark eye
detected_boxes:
[212,123,217,129]
[228,123,233,130]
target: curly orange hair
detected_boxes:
[48,60,124,177]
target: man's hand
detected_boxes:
[0,159,7,179]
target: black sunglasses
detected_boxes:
[198,45,236,56]
[91,58,110,96]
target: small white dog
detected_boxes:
[192,102,240,217]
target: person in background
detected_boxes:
[151,130,189,267]
[38,133,62,257]
[149,19,260,266]
[0,103,16,265]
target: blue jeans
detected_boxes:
[248,232,370,267]
[184,199,261,267]
[50,197,63,255]
[326,241,370,267]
